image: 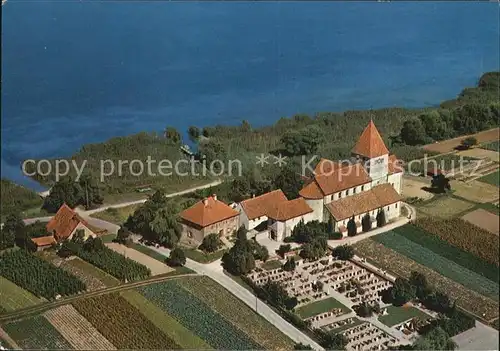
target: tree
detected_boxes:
[315,329,348,350]
[419,110,448,141]
[4,213,28,249]
[376,209,386,227]
[115,227,131,245]
[409,271,432,300]
[0,228,15,250]
[249,240,269,261]
[390,277,416,306]
[164,126,181,144]
[231,177,251,203]
[347,216,357,236]
[291,220,328,243]
[460,136,478,149]
[222,245,255,275]
[83,237,105,252]
[354,302,373,317]
[300,237,327,260]
[199,233,222,253]
[188,126,200,141]
[361,213,372,232]
[167,248,186,267]
[78,174,104,210]
[241,120,252,132]
[431,174,451,193]
[332,245,354,260]
[414,326,457,350]
[277,244,291,258]
[273,165,304,199]
[400,118,428,145]
[42,177,82,213]
[283,257,296,271]
[263,281,297,310]
[72,229,86,244]
[280,126,321,156]
[198,140,226,169]
[294,343,313,350]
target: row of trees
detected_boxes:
[1,214,52,251]
[345,210,386,237]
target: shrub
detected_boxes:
[199,233,222,253]
[168,248,186,267]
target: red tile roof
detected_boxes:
[46,204,91,241]
[388,154,404,174]
[180,195,239,228]
[352,120,389,158]
[326,183,401,221]
[31,235,56,247]
[299,180,324,199]
[267,198,313,222]
[240,190,288,220]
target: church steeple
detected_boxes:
[352,120,389,159]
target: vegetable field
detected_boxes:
[478,170,500,187]
[374,231,499,300]
[138,280,262,350]
[392,224,499,282]
[72,293,179,349]
[415,218,499,266]
[2,315,73,350]
[0,250,85,299]
[0,276,43,311]
[176,276,295,350]
[44,305,116,350]
[353,239,499,321]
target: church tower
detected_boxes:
[351,120,389,186]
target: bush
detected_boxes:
[328,232,343,240]
[376,210,387,227]
[332,245,354,260]
[347,217,357,236]
[168,248,186,267]
[361,213,372,232]
[199,233,222,253]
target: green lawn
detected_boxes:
[480,140,499,152]
[374,231,499,300]
[90,204,141,225]
[477,170,499,187]
[100,233,117,243]
[120,289,210,349]
[262,260,283,271]
[183,248,227,263]
[378,305,433,327]
[0,277,44,311]
[295,297,350,319]
[128,243,195,276]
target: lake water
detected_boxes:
[1,1,498,190]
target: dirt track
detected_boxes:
[423,128,499,154]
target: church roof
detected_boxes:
[326,183,401,221]
[352,120,389,158]
[180,195,239,227]
[240,189,288,220]
[267,198,313,222]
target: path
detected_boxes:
[146,245,324,350]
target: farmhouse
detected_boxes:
[180,194,239,245]
[298,120,403,236]
[32,204,98,251]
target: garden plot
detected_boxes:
[458,148,499,163]
[462,209,499,235]
[451,180,499,203]
[2,315,73,350]
[423,128,500,154]
[0,276,43,311]
[105,243,173,276]
[44,305,116,350]
[418,196,474,218]
[477,170,500,187]
[401,177,434,200]
[353,239,499,321]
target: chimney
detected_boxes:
[203,198,208,207]
[212,194,217,201]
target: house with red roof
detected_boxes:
[179,194,240,245]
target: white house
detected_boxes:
[267,198,315,241]
[236,189,288,230]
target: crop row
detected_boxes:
[374,231,499,300]
[138,280,262,350]
[392,224,499,282]
[2,315,73,350]
[72,293,178,349]
[415,218,499,266]
[44,305,116,350]
[0,250,85,299]
[176,276,293,350]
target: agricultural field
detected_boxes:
[451,180,499,203]
[72,293,180,349]
[44,305,116,350]
[90,204,140,225]
[105,243,174,275]
[462,209,499,235]
[401,176,434,200]
[457,148,499,163]
[406,154,476,175]
[353,239,499,321]
[176,275,295,350]
[373,230,498,300]
[417,196,475,218]
[415,218,499,266]
[478,170,500,187]
[2,315,73,350]
[378,305,433,327]
[480,140,500,152]
[138,279,263,349]
[0,276,43,312]
[0,250,85,299]
[422,128,500,154]
[296,297,350,319]
[120,289,211,349]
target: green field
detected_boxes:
[480,140,499,152]
[374,231,499,300]
[138,279,263,349]
[391,225,499,282]
[262,260,283,271]
[183,248,227,263]
[90,204,140,225]
[478,170,499,187]
[2,315,73,350]
[67,257,120,287]
[0,277,43,312]
[296,297,350,319]
[378,305,433,327]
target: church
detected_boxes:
[238,120,403,240]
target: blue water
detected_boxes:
[2,1,499,190]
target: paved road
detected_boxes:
[146,245,324,350]
[452,321,499,351]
